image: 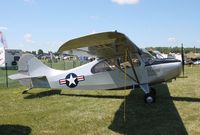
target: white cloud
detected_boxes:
[196,40,200,44]
[0,27,8,30]
[112,0,140,5]
[24,33,34,43]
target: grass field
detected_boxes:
[0,65,199,135]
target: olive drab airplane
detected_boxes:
[9,32,183,103]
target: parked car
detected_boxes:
[193,60,200,65]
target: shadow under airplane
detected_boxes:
[24,89,125,100]
[109,84,188,135]
[60,93,125,99]
[171,96,200,102]
[24,90,61,99]
[24,88,200,103]
[0,124,31,135]
[22,85,199,134]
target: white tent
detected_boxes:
[0,47,22,69]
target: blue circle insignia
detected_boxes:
[65,73,79,88]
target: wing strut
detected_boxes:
[126,50,156,103]
[113,49,140,84]
[127,50,140,84]
[114,62,137,82]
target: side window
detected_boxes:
[91,61,113,73]
[119,54,141,68]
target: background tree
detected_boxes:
[31,51,36,55]
[38,49,44,55]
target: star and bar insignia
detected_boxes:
[59,73,85,88]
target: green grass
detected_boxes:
[0,65,199,135]
[0,69,18,88]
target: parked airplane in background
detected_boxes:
[9,31,184,103]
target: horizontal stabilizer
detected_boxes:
[9,73,45,80]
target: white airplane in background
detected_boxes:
[9,31,184,103]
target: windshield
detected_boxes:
[149,50,164,59]
[140,49,155,63]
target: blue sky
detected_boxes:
[0,0,199,52]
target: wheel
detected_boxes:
[144,93,154,103]
[144,92,156,103]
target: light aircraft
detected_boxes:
[9,31,184,103]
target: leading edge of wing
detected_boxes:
[58,31,140,58]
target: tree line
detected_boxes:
[145,47,200,54]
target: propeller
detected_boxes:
[181,43,185,76]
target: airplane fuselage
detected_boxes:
[38,58,182,90]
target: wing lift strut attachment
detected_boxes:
[115,49,156,103]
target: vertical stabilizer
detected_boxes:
[9,54,53,87]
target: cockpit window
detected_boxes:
[140,49,155,63]
[91,60,115,74]
[149,51,164,59]
[92,50,149,74]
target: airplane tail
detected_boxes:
[9,54,52,88]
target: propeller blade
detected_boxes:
[181,43,185,76]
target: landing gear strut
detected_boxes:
[144,88,156,103]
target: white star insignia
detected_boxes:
[67,74,76,86]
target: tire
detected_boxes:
[144,92,156,103]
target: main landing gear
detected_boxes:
[144,88,156,103]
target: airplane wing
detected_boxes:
[58,32,140,59]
